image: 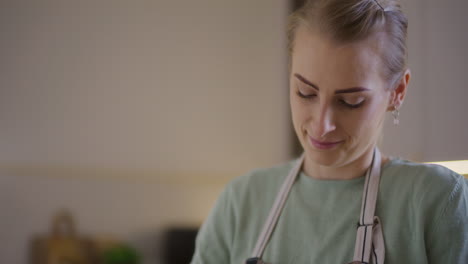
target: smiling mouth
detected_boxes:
[308,136,344,150]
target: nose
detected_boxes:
[312,102,336,138]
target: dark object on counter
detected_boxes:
[162,228,198,264]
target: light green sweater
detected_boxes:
[191,158,468,264]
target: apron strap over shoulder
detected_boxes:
[250,153,305,260]
[351,149,385,264]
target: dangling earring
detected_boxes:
[392,107,400,125]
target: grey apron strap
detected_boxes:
[250,153,305,260]
[351,148,385,264]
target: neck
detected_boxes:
[302,148,388,181]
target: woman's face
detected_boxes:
[290,27,393,168]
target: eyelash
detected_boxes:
[296,91,365,109]
[296,91,316,99]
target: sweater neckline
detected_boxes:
[296,156,401,187]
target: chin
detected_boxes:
[304,147,344,167]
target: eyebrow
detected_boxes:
[294,73,370,94]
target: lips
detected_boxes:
[308,136,343,150]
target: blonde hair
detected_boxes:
[288,0,408,89]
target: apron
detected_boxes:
[245,148,385,264]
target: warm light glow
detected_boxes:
[426,160,468,175]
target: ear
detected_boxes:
[387,69,411,111]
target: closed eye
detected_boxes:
[296,90,316,99]
[339,99,365,109]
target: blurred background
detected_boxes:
[0,0,466,263]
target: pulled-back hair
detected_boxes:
[288,0,408,89]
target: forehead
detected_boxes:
[291,26,385,88]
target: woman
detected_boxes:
[191,0,468,263]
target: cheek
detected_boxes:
[289,91,300,125]
[290,98,312,137]
[340,105,383,136]
[290,100,304,128]
[290,91,304,117]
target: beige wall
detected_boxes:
[1,0,467,263]
[0,0,291,173]
[0,1,289,263]
[381,0,468,162]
